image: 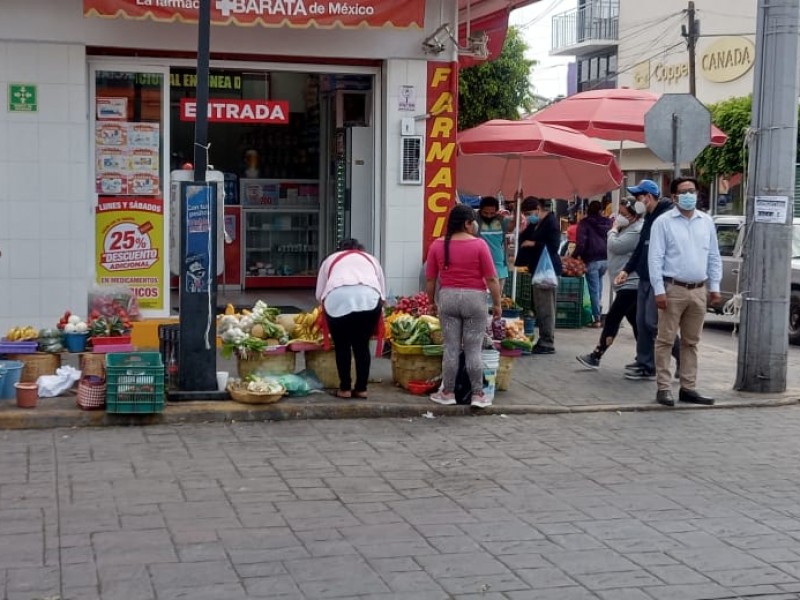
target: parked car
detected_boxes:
[713,215,800,345]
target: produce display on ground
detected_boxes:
[217,300,289,359]
[387,314,441,346]
[561,257,587,277]
[490,317,533,352]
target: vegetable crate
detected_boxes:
[557,276,586,304]
[555,301,583,329]
[503,271,532,311]
[105,352,165,414]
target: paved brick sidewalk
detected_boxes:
[3,408,800,599]
[1,320,797,429]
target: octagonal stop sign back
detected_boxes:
[644,93,712,164]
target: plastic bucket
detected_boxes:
[0,360,24,399]
[481,349,500,401]
[523,317,536,336]
[64,332,89,353]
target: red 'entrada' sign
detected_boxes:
[84,0,425,29]
[180,99,289,124]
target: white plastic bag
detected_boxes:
[37,366,82,398]
[532,250,559,289]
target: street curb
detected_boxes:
[0,396,798,430]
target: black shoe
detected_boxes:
[624,361,640,371]
[624,367,655,381]
[679,388,715,405]
[576,353,600,370]
[656,389,675,406]
[532,344,555,355]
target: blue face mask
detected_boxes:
[677,192,697,211]
[527,214,540,225]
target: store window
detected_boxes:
[169,69,321,183]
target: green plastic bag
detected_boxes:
[581,278,594,326]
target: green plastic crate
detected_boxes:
[105,352,165,414]
[556,301,583,329]
[504,271,532,311]
[557,275,586,304]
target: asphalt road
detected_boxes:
[3,404,800,599]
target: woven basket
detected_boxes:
[304,349,354,389]
[76,376,106,410]
[496,355,515,391]
[79,353,106,378]
[237,352,297,379]
[227,382,284,405]
[391,352,442,390]
[6,352,61,383]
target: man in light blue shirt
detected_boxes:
[648,177,722,407]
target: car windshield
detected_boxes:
[794,224,800,259]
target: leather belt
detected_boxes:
[664,277,705,290]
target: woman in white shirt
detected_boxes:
[315,239,386,399]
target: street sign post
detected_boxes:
[644,93,712,177]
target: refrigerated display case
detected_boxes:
[241,178,320,288]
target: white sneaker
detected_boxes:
[471,393,492,408]
[429,391,456,405]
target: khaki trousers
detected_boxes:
[655,283,707,391]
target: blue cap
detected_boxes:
[626,179,660,197]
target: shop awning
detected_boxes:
[83,0,425,29]
[457,0,541,66]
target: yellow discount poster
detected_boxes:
[95,196,165,311]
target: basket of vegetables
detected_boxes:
[227,376,286,405]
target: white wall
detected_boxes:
[0,41,91,333]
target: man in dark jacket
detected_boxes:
[614,179,680,379]
[515,197,562,354]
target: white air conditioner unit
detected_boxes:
[400,136,423,185]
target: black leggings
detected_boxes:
[596,288,638,355]
[326,303,382,393]
[595,288,680,364]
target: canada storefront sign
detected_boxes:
[96,196,165,311]
[423,61,458,260]
[83,0,424,29]
[180,99,289,123]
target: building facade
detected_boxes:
[0,0,536,332]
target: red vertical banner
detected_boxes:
[423,61,458,261]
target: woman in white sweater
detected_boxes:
[315,239,386,398]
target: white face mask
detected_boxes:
[634,201,646,215]
[614,215,630,229]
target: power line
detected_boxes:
[584,41,684,91]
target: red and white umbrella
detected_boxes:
[457,119,624,199]
[529,88,728,146]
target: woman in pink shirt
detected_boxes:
[316,238,386,399]
[425,204,502,408]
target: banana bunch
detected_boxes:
[5,326,39,341]
[290,307,323,343]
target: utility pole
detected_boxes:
[681,1,699,97]
[735,0,800,393]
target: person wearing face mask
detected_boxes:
[648,177,722,407]
[614,179,681,381]
[514,196,562,354]
[574,199,612,328]
[476,196,512,293]
[576,198,644,369]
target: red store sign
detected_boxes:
[84,0,425,29]
[180,99,289,123]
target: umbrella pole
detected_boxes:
[614,140,624,215]
[511,165,522,302]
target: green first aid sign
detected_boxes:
[8,83,38,112]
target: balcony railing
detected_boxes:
[551,0,619,55]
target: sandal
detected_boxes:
[353,391,368,399]
[329,390,351,399]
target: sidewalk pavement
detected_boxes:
[1,321,798,429]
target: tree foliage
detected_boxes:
[458,27,536,131]
[694,95,751,183]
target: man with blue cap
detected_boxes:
[614,179,680,380]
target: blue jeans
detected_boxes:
[585,260,608,322]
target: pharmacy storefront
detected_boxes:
[1,0,528,330]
